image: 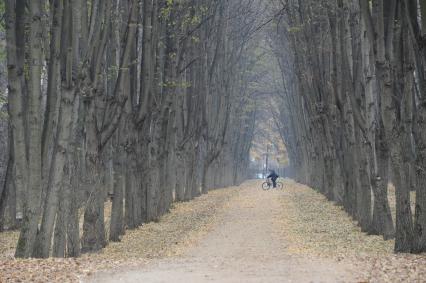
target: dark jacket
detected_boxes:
[267,170,278,179]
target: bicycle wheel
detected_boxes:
[276,182,284,189]
[262,182,271,190]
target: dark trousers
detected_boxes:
[271,177,277,188]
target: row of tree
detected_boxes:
[1,0,262,258]
[268,0,426,253]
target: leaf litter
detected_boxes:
[0,186,240,283]
[277,179,426,282]
[2,179,426,283]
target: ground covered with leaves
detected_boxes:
[2,180,426,282]
[277,179,426,282]
[0,186,240,283]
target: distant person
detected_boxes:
[267,169,279,188]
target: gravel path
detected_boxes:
[88,180,358,283]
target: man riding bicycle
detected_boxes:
[267,169,279,188]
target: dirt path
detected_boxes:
[88,180,358,283]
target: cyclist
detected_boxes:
[267,169,279,188]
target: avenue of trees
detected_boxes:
[269,0,426,253]
[3,0,426,260]
[1,0,263,258]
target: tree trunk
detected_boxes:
[109,136,125,241]
[15,0,44,258]
[5,0,28,235]
[370,126,395,239]
[81,103,107,253]
[414,102,426,252]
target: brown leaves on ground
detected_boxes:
[2,180,425,282]
[0,187,240,283]
[277,179,426,282]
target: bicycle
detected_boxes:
[262,178,283,190]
